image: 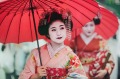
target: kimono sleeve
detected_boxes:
[66,52,87,78]
[19,50,37,79]
[105,53,115,74]
[100,39,115,74]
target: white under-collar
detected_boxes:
[80,32,97,45]
[47,43,65,58]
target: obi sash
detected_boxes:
[46,67,68,79]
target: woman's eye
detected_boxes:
[60,27,64,30]
[84,25,88,27]
[51,29,56,31]
[90,24,94,27]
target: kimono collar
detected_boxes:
[47,43,65,58]
[80,32,97,45]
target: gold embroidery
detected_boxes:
[81,57,95,64]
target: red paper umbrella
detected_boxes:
[0,0,99,44]
[73,6,119,39]
[0,0,99,71]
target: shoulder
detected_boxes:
[65,46,73,52]
[31,44,47,56]
[94,34,107,42]
[65,45,76,56]
[94,34,103,40]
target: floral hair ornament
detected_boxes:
[61,9,72,40]
[39,9,60,26]
[39,9,73,39]
[39,11,47,26]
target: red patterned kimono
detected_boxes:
[19,43,87,79]
[65,33,115,79]
[77,34,114,79]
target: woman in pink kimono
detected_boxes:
[19,10,87,79]
[71,17,115,79]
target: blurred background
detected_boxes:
[0,0,120,79]
[97,0,120,79]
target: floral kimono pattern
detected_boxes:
[19,43,87,79]
[69,34,115,79]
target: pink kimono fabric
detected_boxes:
[19,44,86,79]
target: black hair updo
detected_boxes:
[93,17,101,25]
[38,10,73,39]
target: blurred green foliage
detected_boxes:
[97,0,120,18]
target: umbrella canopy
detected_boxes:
[95,6,119,39]
[73,6,119,39]
[0,0,99,44]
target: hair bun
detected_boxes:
[38,25,48,35]
[93,18,101,25]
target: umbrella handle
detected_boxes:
[30,0,46,78]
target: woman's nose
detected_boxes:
[56,30,61,36]
[88,26,92,30]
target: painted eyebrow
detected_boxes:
[50,27,56,29]
[50,24,64,29]
[59,25,64,27]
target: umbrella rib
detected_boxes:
[27,0,43,42]
[28,0,43,42]
[28,1,34,42]
[103,17,118,30]
[61,1,94,20]
[4,0,28,43]
[0,1,13,14]
[38,1,55,10]
[40,1,83,26]
[0,1,23,26]
[46,0,99,26]
[0,0,12,11]
[102,22,117,35]
[34,0,45,20]
[48,0,98,20]
[102,11,118,21]
[0,1,25,43]
[33,1,41,22]
[101,17,118,35]
[82,0,99,14]
[18,0,30,43]
[102,13,118,29]
[97,25,110,39]
[28,9,33,42]
[34,0,46,12]
[0,0,21,14]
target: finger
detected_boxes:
[40,66,46,69]
[95,74,100,78]
[38,70,46,75]
[41,69,47,72]
[67,66,72,69]
[96,70,101,74]
[68,69,72,72]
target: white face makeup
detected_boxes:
[48,20,66,44]
[82,21,95,37]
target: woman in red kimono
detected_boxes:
[19,10,87,79]
[72,17,115,79]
